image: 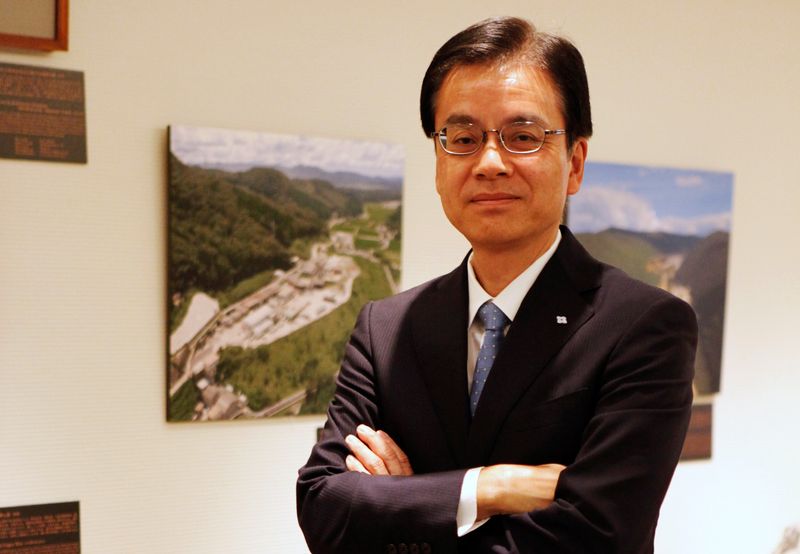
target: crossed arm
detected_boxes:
[298,294,697,553]
[344,424,565,520]
[297,301,568,552]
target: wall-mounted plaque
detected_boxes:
[0,501,80,552]
[0,62,87,163]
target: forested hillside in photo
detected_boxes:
[168,155,362,312]
[576,227,728,395]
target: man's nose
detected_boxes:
[472,133,512,179]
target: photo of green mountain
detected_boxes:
[167,125,403,422]
[568,162,733,398]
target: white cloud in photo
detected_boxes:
[659,212,731,235]
[569,186,660,233]
[675,174,706,188]
[170,125,404,179]
[570,185,731,236]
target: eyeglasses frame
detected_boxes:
[430,122,567,155]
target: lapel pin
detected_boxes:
[556,316,568,324]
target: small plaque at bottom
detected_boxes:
[0,501,80,553]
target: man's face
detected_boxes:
[433,62,587,255]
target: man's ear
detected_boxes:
[566,138,588,196]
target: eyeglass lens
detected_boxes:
[439,122,547,154]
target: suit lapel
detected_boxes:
[409,259,471,466]
[465,228,602,465]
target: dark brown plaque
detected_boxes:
[0,501,80,553]
[680,403,712,461]
[0,62,86,163]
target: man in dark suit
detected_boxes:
[297,16,696,554]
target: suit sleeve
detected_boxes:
[296,302,467,554]
[463,294,698,554]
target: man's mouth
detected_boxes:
[471,192,519,204]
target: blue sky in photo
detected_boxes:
[170,124,405,180]
[568,162,734,236]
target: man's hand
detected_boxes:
[476,463,565,519]
[344,426,563,519]
[344,425,414,476]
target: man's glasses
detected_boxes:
[431,121,567,155]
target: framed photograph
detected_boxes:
[0,0,69,51]
[568,161,734,459]
[167,124,404,422]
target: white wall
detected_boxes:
[1,1,798,552]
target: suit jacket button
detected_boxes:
[385,545,397,554]
[398,544,408,554]
[421,543,431,554]
[410,544,420,554]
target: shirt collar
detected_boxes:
[467,228,562,327]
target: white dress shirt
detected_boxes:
[456,229,562,536]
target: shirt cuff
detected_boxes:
[456,466,490,536]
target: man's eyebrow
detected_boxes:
[442,113,552,127]
[510,114,549,126]
[443,114,475,125]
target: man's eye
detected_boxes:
[452,135,478,145]
[508,132,537,143]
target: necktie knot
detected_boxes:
[477,301,509,332]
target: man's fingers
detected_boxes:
[345,433,388,475]
[376,430,413,475]
[356,425,413,476]
[345,455,369,474]
[344,425,415,477]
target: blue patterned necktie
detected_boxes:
[470,301,510,416]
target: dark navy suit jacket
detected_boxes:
[297,226,697,553]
